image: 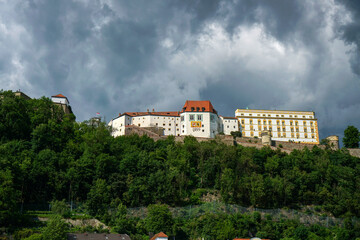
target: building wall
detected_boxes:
[180,112,219,138]
[235,109,319,144]
[51,97,69,105]
[221,117,240,135]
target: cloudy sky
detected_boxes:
[1,0,360,141]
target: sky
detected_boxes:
[1,0,360,142]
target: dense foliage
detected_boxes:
[1,90,360,239]
[343,126,360,148]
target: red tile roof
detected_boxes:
[122,111,180,117]
[150,232,168,240]
[52,94,67,98]
[181,100,217,114]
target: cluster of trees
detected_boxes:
[343,126,360,148]
[1,90,360,238]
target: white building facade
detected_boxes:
[235,109,319,144]
[109,100,236,139]
[220,116,240,135]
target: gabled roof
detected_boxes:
[181,100,217,114]
[52,94,67,98]
[150,232,168,240]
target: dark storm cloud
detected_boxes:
[335,0,360,75]
[0,0,359,143]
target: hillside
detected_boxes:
[1,90,360,240]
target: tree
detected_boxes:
[145,204,174,235]
[343,126,360,148]
[42,215,68,240]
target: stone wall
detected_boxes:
[348,148,360,158]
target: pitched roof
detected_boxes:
[181,100,217,114]
[52,94,67,98]
[122,111,180,117]
[221,116,238,119]
[150,232,168,240]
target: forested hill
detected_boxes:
[1,91,360,227]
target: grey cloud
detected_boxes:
[0,0,359,143]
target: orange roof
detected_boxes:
[150,232,168,240]
[52,94,67,98]
[181,100,217,114]
[122,111,180,117]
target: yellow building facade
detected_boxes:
[235,109,319,144]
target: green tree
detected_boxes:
[343,126,360,148]
[42,215,68,240]
[145,204,174,235]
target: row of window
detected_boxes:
[239,113,313,119]
[242,119,315,127]
[248,126,315,132]
[247,131,316,139]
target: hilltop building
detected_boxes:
[235,108,319,144]
[150,232,168,240]
[51,94,73,114]
[108,100,240,138]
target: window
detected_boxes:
[202,107,205,111]
[291,133,294,138]
[156,123,158,126]
[210,115,215,122]
[258,120,261,125]
[268,114,271,117]
[269,127,272,131]
[191,107,195,111]
[304,128,307,133]
[168,128,171,131]
[249,114,252,116]
[263,120,266,124]
[281,115,284,117]
[169,123,171,126]
[290,121,293,126]
[176,124,178,126]
[310,122,313,126]
[276,115,279,117]
[295,121,298,126]
[312,134,315,138]
[190,114,195,121]
[241,113,244,116]
[277,120,280,125]
[303,121,306,126]
[250,126,253,130]
[197,114,202,121]
[269,120,272,125]
[277,133,280,137]
[282,121,285,126]
[303,116,305,118]
[291,128,294,132]
[251,131,254,136]
[202,129,204,132]
[250,120,253,124]
[296,133,300,138]
[283,127,286,132]
[241,120,244,124]
[227,126,230,128]
[296,128,299,132]
[138,124,141,126]
[311,128,314,133]
[163,123,165,126]
[305,134,308,138]
[196,107,200,111]
[278,127,280,132]
[263,114,266,116]
[290,115,292,117]
[264,127,267,130]
[295,115,298,118]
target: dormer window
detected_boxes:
[196,107,200,111]
[183,107,186,111]
[202,107,205,111]
[191,107,195,111]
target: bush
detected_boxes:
[51,200,71,218]
[23,233,43,240]
[279,144,283,148]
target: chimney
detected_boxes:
[152,108,155,112]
